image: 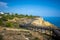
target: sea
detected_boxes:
[43,17,60,28]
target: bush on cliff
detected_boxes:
[5,22,14,27]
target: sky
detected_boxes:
[0,0,60,17]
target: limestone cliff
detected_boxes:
[31,17,56,28]
[7,17,57,28]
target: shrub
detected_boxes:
[5,22,13,27]
[33,37,40,40]
[1,16,8,21]
[0,35,3,40]
[0,19,3,26]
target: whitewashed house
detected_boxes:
[0,12,4,14]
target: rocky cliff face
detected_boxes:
[0,28,52,40]
[31,17,56,28]
[7,17,57,29]
[0,17,57,40]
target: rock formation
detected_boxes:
[31,17,56,28]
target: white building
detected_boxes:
[0,12,4,14]
[0,12,4,18]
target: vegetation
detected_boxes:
[0,34,3,40]
[5,22,13,27]
[33,37,40,40]
[0,19,3,26]
[0,12,38,28]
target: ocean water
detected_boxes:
[43,17,60,28]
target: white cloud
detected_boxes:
[0,2,8,8]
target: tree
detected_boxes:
[25,14,28,17]
[19,14,25,18]
[15,13,18,17]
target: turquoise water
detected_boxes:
[43,17,60,28]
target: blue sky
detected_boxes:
[0,0,60,17]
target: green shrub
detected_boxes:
[33,37,40,40]
[1,16,7,21]
[0,35,3,40]
[5,22,13,27]
[13,23,19,28]
[0,19,3,26]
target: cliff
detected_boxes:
[7,17,57,29]
[0,27,52,40]
[0,15,57,40]
[31,17,56,28]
